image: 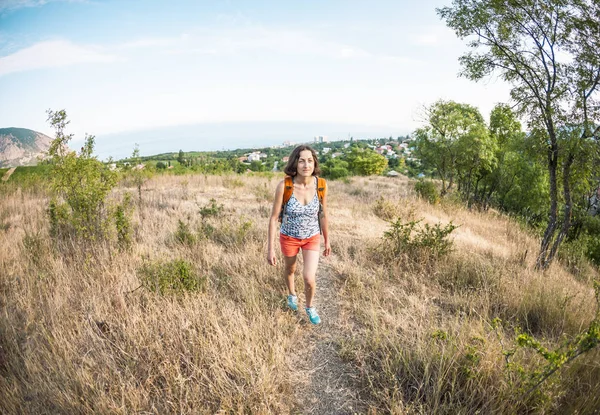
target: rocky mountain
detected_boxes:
[0,128,53,168]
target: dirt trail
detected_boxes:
[289,262,365,415]
[2,167,16,182]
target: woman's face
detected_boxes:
[296,150,315,177]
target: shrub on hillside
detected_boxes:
[139,258,205,295]
[174,219,197,246]
[382,218,458,260]
[46,110,120,242]
[199,198,224,218]
[414,179,440,204]
[114,193,133,250]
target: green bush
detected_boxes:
[175,219,197,245]
[139,259,205,295]
[587,237,600,267]
[414,179,440,204]
[155,161,167,170]
[199,198,224,218]
[383,218,458,259]
[46,110,119,242]
[114,193,133,250]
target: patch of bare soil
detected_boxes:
[289,262,366,415]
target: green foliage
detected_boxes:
[321,158,350,180]
[565,215,600,268]
[46,109,118,242]
[129,144,151,205]
[249,160,266,172]
[587,237,600,267]
[492,281,600,399]
[558,236,594,276]
[155,161,167,170]
[414,100,494,198]
[114,193,133,251]
[0,165,52,190]
[139,258,205,295]
[414,180,440,204]
[438,0,600,268]
[382,218,458,259]
[199,198,224,218]
[345,147,388,176]
[175,219,197,246]
[177,149,185,165]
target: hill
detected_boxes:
[0,174,598,413]
[0,127,53,168]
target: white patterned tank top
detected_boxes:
[280,189,321,239]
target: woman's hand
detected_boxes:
[323,240,331,257]
[267,248,277,266]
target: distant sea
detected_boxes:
[91,121,407,160]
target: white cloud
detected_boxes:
[0,40,116,76]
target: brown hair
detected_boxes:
[283,145,321,176]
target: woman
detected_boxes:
[267,145,331,325]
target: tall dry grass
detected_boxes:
[1,174,300,414]
[1,172,599,414]
[328,176,600,414]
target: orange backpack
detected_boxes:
[279,176,326,230]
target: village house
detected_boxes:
[247,152,261,162]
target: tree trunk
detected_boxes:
[546,152,575,264]
[536,134,559,270]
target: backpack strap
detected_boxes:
[316,176,326,234]
[282,176,294,205]
[279,176,294,223]
[316,176,326,203]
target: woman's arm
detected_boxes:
[321,181,331,257]
[267,180,285,266]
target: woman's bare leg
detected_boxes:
[283,255,297,295]
[301,249,320,307]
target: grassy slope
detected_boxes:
[0,173,598,414]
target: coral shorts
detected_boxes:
[280,233,320,257]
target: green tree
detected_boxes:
[46,109,118,242]
[321,158,350,180]
[439,0,600,269]
[130,143,151,207]
[177,149,185,166]
[249,160,266,172]
[414,100,493,197]
[345,147,387,176]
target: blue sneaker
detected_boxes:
[287,295,298,311]
[305,307,321,325]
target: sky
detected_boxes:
[0,0,512,159]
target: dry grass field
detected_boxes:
[1,173,599,414]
